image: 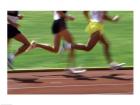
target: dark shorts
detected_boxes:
[52,18,67,34]
[8,24,21,39]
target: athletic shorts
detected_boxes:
[8,24,21,39]
[52,18,67,34]
[85,19,104,35]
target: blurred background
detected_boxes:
[8,11,133,69]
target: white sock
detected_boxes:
[64,41,71,49]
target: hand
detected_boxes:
[18,15,23,20]
[13,23,20,28]
[67,16,75,21]
[112,15,120,22]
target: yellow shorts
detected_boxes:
[85,20,104,35]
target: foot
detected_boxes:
[110,62,126,70]
[8,53,15,64]
[8,53,15,69]
[25,40,36,52]
[8,61,13,69]
[68,67,86,74]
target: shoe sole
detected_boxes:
[111,63,126,70]
[70,69,87,74]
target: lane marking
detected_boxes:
[94,92,133,94]
[50,81,63,84]
[8,83,132,90]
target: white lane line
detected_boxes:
[50,81,63,84]
[8,83,132,90]
[94,92,133,94]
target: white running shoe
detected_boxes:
[8,53,15,64]
[68,67,86,74]
[110,62,126,70]
[8,61,13,69]
[8,53,15,69]
[25,40,36,52]
[62,41,71,49]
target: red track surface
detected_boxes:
[8,69,133,94]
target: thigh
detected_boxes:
[54,34,61,49]
[87,31,100,47]
[99,34,109,45]
[59,29,74,44]
[14,34,30,44]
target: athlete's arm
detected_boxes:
[18,15,23,20]
[15,11,23,20]
[57,11,75,21]
[103,11,119,22]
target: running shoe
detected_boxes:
[68,67,86,74]
[8,53,15,69]
[8,61,13,69]
[110,61,126,70]
[8,53,15,64]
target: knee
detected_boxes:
[54,48,59,53]
[85,47,92,51]
[23,42,30,48]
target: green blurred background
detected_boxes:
[8,11,133,70]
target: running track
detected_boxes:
[8,68,133,94]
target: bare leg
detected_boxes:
[61,30,75,67]
[72,31,100,51]
[35,33,61,53]
[34,29,75,67]
[14,34,30,57]
[99,34,113,63]
[33,30,74,55]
